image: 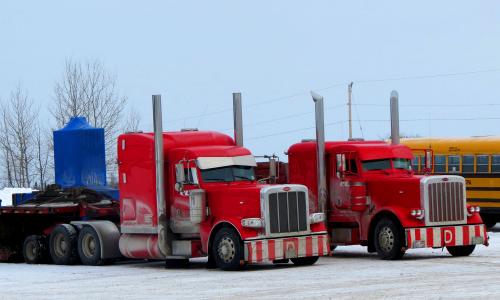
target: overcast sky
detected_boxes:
[1,1,499,158]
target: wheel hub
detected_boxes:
[379,226,395,253]
[82,234,96,258]
[218,237,235,263]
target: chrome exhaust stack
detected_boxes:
[152,95,171,257]
[390,90,400,145]
[311,91,327,217]
[233,92,244,147]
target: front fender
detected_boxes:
[200,217,260,254]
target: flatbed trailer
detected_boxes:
[0,186,119,262]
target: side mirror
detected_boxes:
[336,153,346,173]
[175,163,185,184]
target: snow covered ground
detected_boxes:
[1,226,499,300]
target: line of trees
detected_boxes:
[0,59,141,189]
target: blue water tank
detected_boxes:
[53,117,107,188]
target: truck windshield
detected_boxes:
[200,165,255,182]
[362,159,391,171]
[362,158,412,171]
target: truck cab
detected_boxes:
[287,140,488,259]
[118,130,329,269]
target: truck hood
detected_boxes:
[365,175,423,210]
[203,183,264,219]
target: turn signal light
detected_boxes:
[241,218,265,228]
[410,209,425,220]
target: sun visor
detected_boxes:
[197,155,257,170]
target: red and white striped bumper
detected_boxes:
[244,233,329,263]
[406,224,488,249]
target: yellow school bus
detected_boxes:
[401,137,500,228]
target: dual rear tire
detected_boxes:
[31,224,103,265]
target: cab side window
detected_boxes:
[434,155,445,173]
[346,159,358,174]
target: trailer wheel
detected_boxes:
[49,224,79,265]
[446,245,476,257]
[78,226,104,266]
[212,227,244,270]
[23,235,47,264]
[291,256,319,266]
[374,218,405,260]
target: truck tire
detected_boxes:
[374,218,405,260]
[23,235,47,264]
[212,227,244,270]
[49,224,79,265]
[291,256,319,266]
[446,245,476,257]
[78,226,104,266]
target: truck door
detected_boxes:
[330,152,359,210]
[170,160,201,233]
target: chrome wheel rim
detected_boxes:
[25,241,37,260]
[53,233,67,257]
[379,226,395,253]
[82,234,96,258]
[218,237,236,263]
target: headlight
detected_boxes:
[241,218,264,228]
[309,213,326,224]
[467,206,481,216]
[410,209,424,220]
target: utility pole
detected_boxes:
[348,82,354,140]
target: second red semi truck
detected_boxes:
[264,91,488,259]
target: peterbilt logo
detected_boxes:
[442,178,449,182]
[282,187,291,191]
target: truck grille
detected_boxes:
[268,191,308,234]
[427,180,465,224]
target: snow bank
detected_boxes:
[0,187,36,206]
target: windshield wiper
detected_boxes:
[233,175,253,180]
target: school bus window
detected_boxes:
[434,155,445,173]
[492,155,500,173]
[447,155,460,173]
[411,156,419,171]
[476,155,489,173]
[462,155,474,173]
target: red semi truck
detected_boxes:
[0,94,329,270]
[266,91,488,259]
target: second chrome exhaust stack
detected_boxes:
[311,91,327,217]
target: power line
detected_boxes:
[247,116,500,140]
[221,103,345,131]
[169,67,500,124]
[247,120,345,141]
[356,103,500,108]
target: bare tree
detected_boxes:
[51,59,127,182]
[123,108,142,133]
[0,85,47,188]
